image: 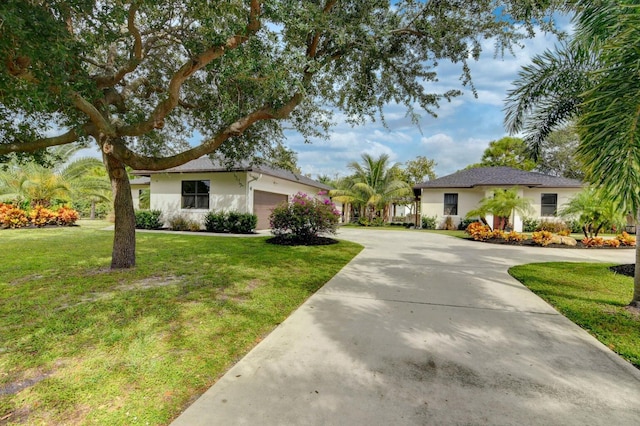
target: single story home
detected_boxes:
[414,167,584,232]
[132,156,331,230]
[130,176,150,210]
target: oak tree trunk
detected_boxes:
[104,152,136,269]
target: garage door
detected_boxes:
[253,191,288,230]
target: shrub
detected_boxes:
[371,217,385,227]
[536,220,568,234]
[72,199,111,219]
[505,231,526,243]
[443,216,456,230]
[522,217,539,232]
[0,204,29,229]
[168,214,199,231]
[204,211,257,234]
[491,229,506,240]
[566,219,582,234]
[56,206,79,226]
[134,210,163,230]
[358,217,370,227]
[458,217,476,231]
[582,237,605,247]
[532,231,553,246]
[605,239,621,248]
[421,215,436,230]
[466,222,492,241]
[29,205,57,227]
[269,192,339,242]
[616,232,636,247]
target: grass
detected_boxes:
[421,229,467,238]
[509,263,640,368]
[0,220,362,425]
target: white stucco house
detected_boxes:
[132,156,332,230]
[415,167,584,232]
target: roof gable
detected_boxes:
[414,167,583,189]
[132,156,331,190]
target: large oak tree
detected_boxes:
[0,0,570,268]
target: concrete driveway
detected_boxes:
[172,229,640,425]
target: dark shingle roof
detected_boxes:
[129,176,150,186]
[132,156,331,190]
[414,167,583,189]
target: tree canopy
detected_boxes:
[0,0,572,267]
[467,136,536,170]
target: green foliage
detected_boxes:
[421,215,437,230]
[403,156,437,184]
[468,137,537,170]
[204,211,257,234]
[559,188,626,238]
[522,217,539,232]
[134,210,163,230]
[270,192,339,242]
[457,217,476,231]
[466,188,533,230]
[72,199,111,220]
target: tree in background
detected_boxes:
[330,153,411,223]
[467,137,537,171]
[0,145,111,211]
[534,126,585,180]
[504,0,640,307]
[265,145,301,174]
[403,156,437,185]
[0,0,571,268]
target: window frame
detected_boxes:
[181,180,210,209]
[443,193,458,216]
[540,193,558,217]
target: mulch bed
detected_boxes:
[468,237,635,250]
[266,236,339,246]
[610,264,635,277]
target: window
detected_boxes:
[444,193,458,215]
[541,193,557,217]
[182,180,210,209]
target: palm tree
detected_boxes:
[560,188,626,238]
[466,188,533,230]
[0,146,111,214]
[504,0,640,307]
[331,154,412,222]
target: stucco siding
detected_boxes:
[150,172,248,226]
[522,188,577,220]
[421,189,483,229]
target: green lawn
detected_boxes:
[0,221,362,425]
[509,263,640,368]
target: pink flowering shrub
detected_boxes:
[269,192,340,242]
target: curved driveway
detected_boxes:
[173,229,640,425]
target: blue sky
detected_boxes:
[287,28,567,180]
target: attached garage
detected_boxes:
[253,190,288,230]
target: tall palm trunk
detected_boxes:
[633,212,640,308]
[103,151,136,269]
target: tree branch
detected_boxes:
[0,125,94,155]
[94,2,144,89]
[118,0,262,137]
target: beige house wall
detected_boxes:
[420,186,581,232]
[149,171,328,227]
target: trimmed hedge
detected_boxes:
[204,211,257,234]
[134,210,163,229]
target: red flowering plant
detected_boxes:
[269,192,340,243]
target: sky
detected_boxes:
[286,25,569,180]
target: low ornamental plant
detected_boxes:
[421,215,437,230]
[134,210,163,230]
[30,205,58,227]
[617,232,636,246]
[0,203,29,228]
[604,239,621,248]
[582,237,605,247]
[504,231,526,243]
[491,229,506,240]
[270,192,340,242]
[465,222,492,241]
[532,230,553,246]
[56,206,79,226]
